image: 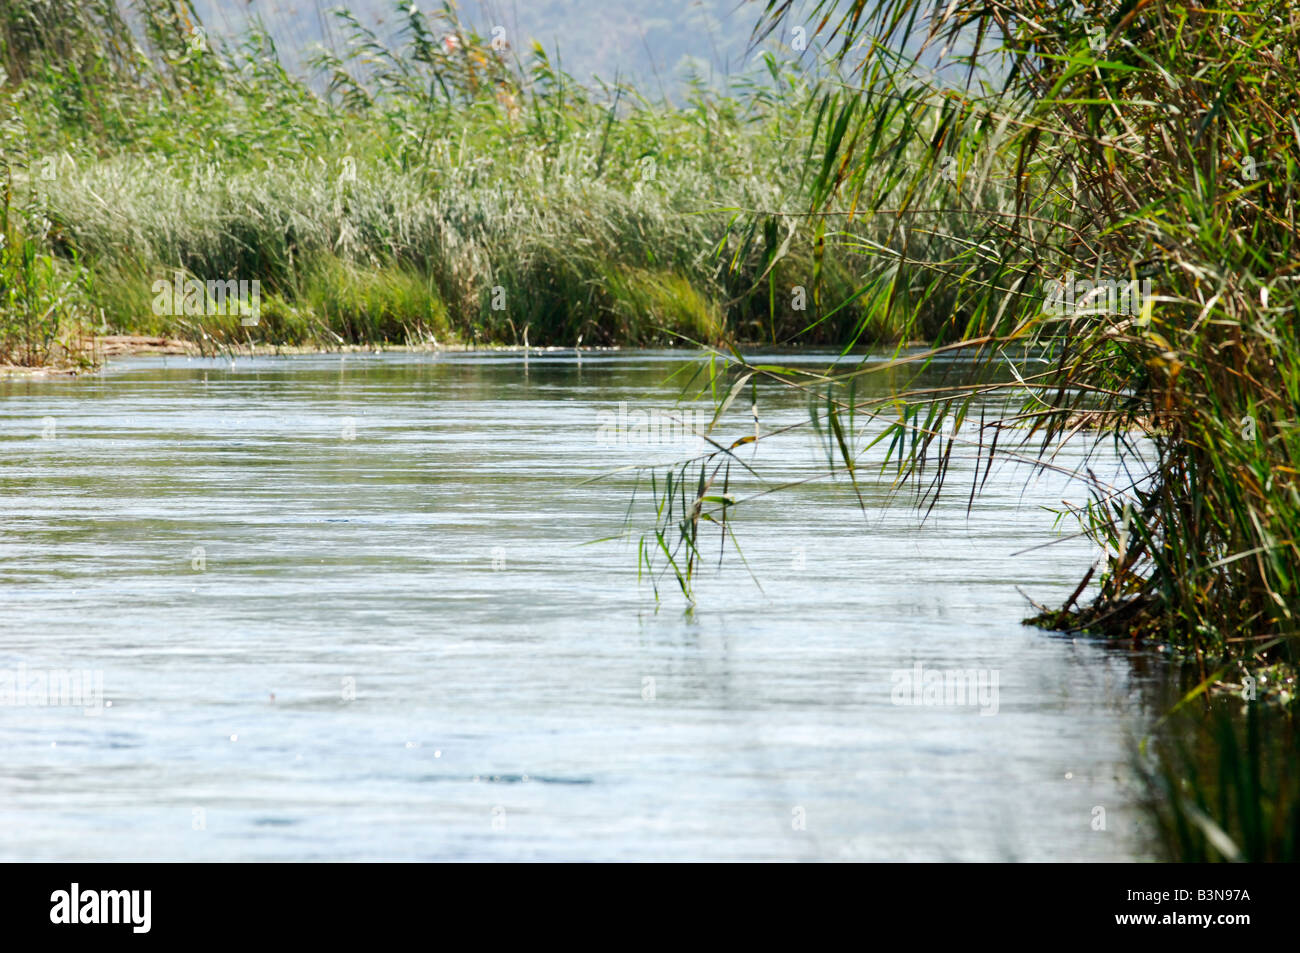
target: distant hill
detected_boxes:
[189,0,813,97]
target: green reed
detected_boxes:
[0,0,975,361]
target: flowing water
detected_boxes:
[0,350,1160,861]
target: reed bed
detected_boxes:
[0,0,992,359]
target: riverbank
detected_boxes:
[1,1,988,368]
[3,334,929,377]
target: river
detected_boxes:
[0,349,1159,860]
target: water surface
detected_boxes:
[0,350,1158,860]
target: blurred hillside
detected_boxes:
[189,0,810,96]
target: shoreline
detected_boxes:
[0,335,635,377]
[2,335,933,377]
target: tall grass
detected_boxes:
[633,0,1299,661]
[0,0,986,359]
[0,159,93,366]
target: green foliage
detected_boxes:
[0,0,950,361]
[0,162,92,366]
[720,0,1300,662]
